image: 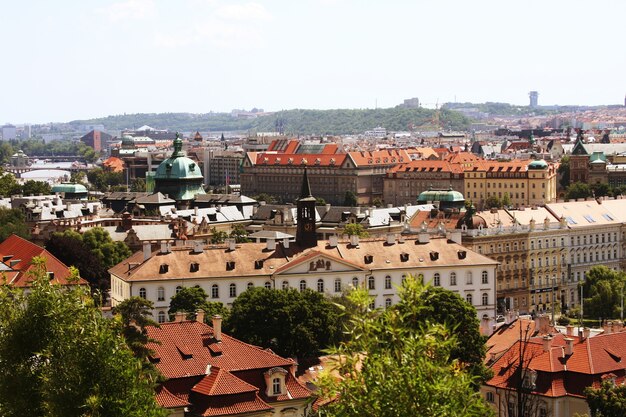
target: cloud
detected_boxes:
[97,0,156,22]
[154,1,272,48]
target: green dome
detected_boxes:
[528,159,548,170]
[155,155,203,180]
[153,134,205,201]
[52,183,88,194]
[417,188,465,203]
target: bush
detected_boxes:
[557,316,571,326]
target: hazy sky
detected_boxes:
[2,0,624,124]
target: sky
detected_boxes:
[1,0,625,124]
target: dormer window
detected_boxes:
[264,367,288,397]
[160,264,169,274]
[190,263,199,272]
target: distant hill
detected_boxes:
[70,107,471,135]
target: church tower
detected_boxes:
[569,129,589,184]
[296,169,317,248]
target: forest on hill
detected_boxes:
[70,107,471,135]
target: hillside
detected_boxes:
[70,107,471,135]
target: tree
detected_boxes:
[253,193,276,204]
[113,297,159,360]
[502,192,511,208]
[392,285,491,383]
[131,178,146,192]
[210,227,228,244]
[0,172,21,197]
[0,142,14,165]
[81,227,132,269]
[585,380,626,417]
[566,182,592,200]
[485,195,501,209]
[316,280,494,417]
[0,209,30,241]
[372,197,383,207]
[21,180,52,196]
[70,171,86,184]
[580,266,626,320]
[168,286,229,322]
[341,223,370,238]
[0,257,167,417]
[87,168,124,192]
[227,287,342,359]
[557,155,570,189]
[592,183,611,198]
[230,223,251,243]
[343,190,357,207]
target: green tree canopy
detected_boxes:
[21,180,52,196]
[343,190,357,207]
[585,380,626,417]
[0,208,30,241]
[317,279,493,417]
[485,195,501,209]
[230,223,251,243]
[341,223,369,238]
[580,266,626,320]
[130,178,146,192]
[0,257,166,417]
[557,155,570,189]
[113,297,159,360]
[566,182,592,200]
[210,227,228,244]
[0,172,21,197]
[168,286,229,322]
[227,287,343,359]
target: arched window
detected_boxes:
[176,285,182,294]
[466,272,473,285]
[369,299,375,310]
[482,271,489,284]
[401,274,406,285]
[352,277,359,288]
[334,278,341,293]
[247,282,254,290]
[368,276,375,290]
[385,298,392,308]
[282,280,289,290]
[466,293,473,305]
[139,287,146,299]
[450,272,457,286]
[158,311,166,323]
[433,273,440,287]
[317,279,324,293]
[384,275,392,289]
[482,293,489,306]
[272,378,281,395]
[157,287,165,301]
[229,283,237,298]
[264,281,272,289]
[211,284,219,299]
[299,280,307,292]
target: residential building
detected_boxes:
[202,149,243,187]
[147,315,313,417]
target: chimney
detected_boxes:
[603,321,613,335]
[266,239,276,251]
[418,232,430,244]
[196,309,205,323]
[325,203,331,213]
[329,235,338,247]
[447,230,462,244]
[350,235,359,247]
[386,233,395,245]
[566,325,574,337]
[542,335,553,352]
[540,315,550,334]
[582,327,591,341]
[66,202,71,211]
[283,238,290,249]
[143,241,152,261]
[194,206,199,216]
[174,311,186,322]
[193,240,204,254]
[160,241,170,254]
[212,315,223,342]
[564,337,574,356]
[228,239,236,251]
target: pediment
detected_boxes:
[275,251,366,275]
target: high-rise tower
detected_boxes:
[295,168,317,248]
[529,91,539,108]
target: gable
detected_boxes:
[275,252,365,275]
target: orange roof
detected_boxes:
[347,149,410,166]
[0,234,88,287]
[388,160,464,175]
[254,153,347,167]
[103,156,125,173]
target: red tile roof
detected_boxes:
[254,153,347,167]
[347,149,410,166]
[194,393,272,417]
[155,385,190,408]
[388,160,464,175]
[0,234,88,287]
[192,367,257,396]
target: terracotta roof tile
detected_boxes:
[155,385,190,408]
[192,367,257,396]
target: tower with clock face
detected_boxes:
[296,168,318,248]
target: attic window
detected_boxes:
[47,272,55,280]
[226,261,236,271]
[400,253,409,262]
[457,250,467,260]
[190,263,199,272]
[176,346,193,360]
[287,158,293,165]
[430,251,439,261]
[275,158,281,164]
[315,158,321,165]
[255,260,264,269]
[159,264,169,274]
[189,163,196,171]
[364,255,373,264]
[330,158,335,166]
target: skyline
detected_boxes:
[1,0,625,124]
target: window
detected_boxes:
[264,281,271,290]
[466,293,473,305]
[385,298,392,308]
[282,280,289,290]
[368,276,375,290]
[317,279,324,293]
[157,287,165,301]
[369,300,375,309]
[211,284,219,299]
[272,378,281,395]
[247,282,254,290]
[176,285,182,294]
[482,271,488,284]
[401,274,407,285]
[433,273,440,286]
[158,311,166,323]
[139,287,146,299]
[482,293,488,306]
[450,272,457,286]
[466,272,473,285]
[379,275,390,290]
[334,278,341,293]
[300,280,307,292]
[486,392,494,403]
[352,277,359,288]
[229,283,237,298]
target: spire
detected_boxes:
[299,168,313,199]
[172,132,183,157]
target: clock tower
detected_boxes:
[296,168,318,248]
